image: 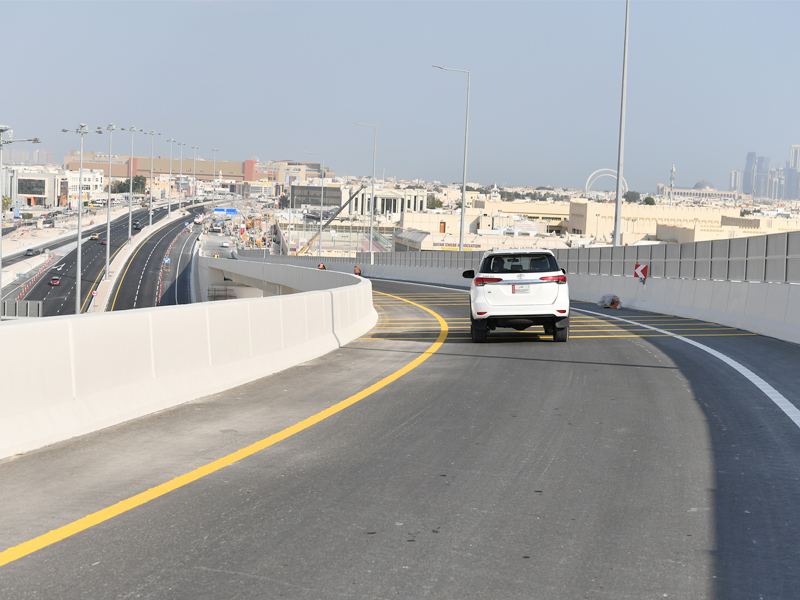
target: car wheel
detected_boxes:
[553,326,569,343]
[471,325,487,343]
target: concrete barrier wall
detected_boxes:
[567,273,800,345]
[250,253,800,346]
[0,262,377,459]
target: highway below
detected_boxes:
[108,205,205,311]
[1,280,799,598]
[16,203,197,315]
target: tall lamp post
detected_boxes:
[166,138,176,217]
[433,64,470,251]
[192,145,199,204]
[177,142,185,207]
[61,124,102,315]
[612,0,631,246]
[144,130,160,227]
[120,127,137,244]
[305,151,325,259]
[352,122,377,263]
[103,124,115,280]
[0,126,40,305]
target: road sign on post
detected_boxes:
[634,263,648,281]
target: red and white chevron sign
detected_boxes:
[634,264,648,279]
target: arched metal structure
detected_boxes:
[585,168,629,196]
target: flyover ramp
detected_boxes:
[3,280,800,598]
[0,261,376,460]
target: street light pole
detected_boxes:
[613,0,631,246]
[144,130,160,227]
[305,151,325,259]
[178,141,185,208]
[104,124,115,280]
[121,127,137,245]
[352,122,377,263]
[167,138,176,217]
[62,124,102,315]
[0,126,40,308]
[433,64,470,251]
[192,145,198,204]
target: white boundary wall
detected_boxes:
[0,261,377,459]
[567,273,800,346]
[245,254,800,346]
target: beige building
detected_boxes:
[568,200,741,242]
[394,229,567,252]
[474,200,570,222]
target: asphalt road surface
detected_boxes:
[1,280,799,599]
[21,207,172,316]
[108,205,205,311]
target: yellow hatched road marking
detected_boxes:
[0,292,448,568]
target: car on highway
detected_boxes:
[100,239,107,245]
[24,248,41,256]
[49,275,61,286]
[462,249,570,343]
[133,220,141,230]
[90,233,99,240]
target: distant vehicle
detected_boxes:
[221,241,230,248]
[133,220,141,230]
[49,275,61,286]
[25,248,41,256]
[100,239,107,245]
[193,215,204,224]
[90,233,99,240]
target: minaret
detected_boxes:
[670,164,675,206]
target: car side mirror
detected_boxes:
[462,270,475,279]
[561,268,566,274]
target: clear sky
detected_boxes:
[3,1,798,193]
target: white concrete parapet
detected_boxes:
[0,262,377,459]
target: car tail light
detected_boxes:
[539,275,567,284]
[477,311,487,316]
[474,277,503,286]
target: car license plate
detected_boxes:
[512,284,529,294]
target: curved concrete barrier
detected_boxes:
[0,264,377,459]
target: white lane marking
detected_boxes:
[574,308,800,430]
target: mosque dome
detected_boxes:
[693,180,715,190]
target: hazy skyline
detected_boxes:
[3,1,798,193]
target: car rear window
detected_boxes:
[481,253,560,274]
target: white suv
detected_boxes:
[462,249,570,343]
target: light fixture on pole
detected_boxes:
[0,126,40,310]
[103,124,115,280]
[612,0,631,246]
[177,142,185,207]
[166,138,176,217]
[143,130,160,227]
[120,127,137,244]
[305,151,325,259]
[433,64,470,252]
[62,124,102,315]
[192,145,199,204]
[352,122,377,263]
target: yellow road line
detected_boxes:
[0,291,448,568]
[361,333,756,341]
[109,220,177,311]
[78,243,128,313]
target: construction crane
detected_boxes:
[297,184,365,255]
